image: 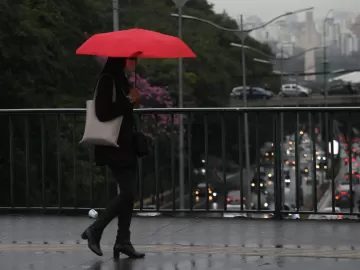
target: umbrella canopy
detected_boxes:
[76,28,196,59]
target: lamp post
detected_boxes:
[323,9,333,103]
[323,9,333,163]
[113,0,119,31]
[171,7,313,209]
[172,0,189,211]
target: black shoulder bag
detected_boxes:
[133,118,150,158]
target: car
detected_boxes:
[280,84,311,97]
[226,190,246,210]
[193,183,218,202]
[325,80,360,96]
[345,171,360,183]
[251,193,270,210]
[335,182,354,208]
[301,166,310,176]
[284,172,291,187]
[344,157,356,165]
[265,171,274,186]
[230,86,274,100]
[251,172,267,193]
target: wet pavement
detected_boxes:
[1,215,360,269]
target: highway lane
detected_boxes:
[308,147,359,219]
[282,136,326,209]
[158,133,327,217]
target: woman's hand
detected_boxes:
[128,88,139,103]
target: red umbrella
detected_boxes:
[76,28,196,58]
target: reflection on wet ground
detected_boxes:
[2,250,360,270]
[2,215,360,269]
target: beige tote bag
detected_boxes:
[79,74,123,147]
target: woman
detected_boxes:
[81,57,145,259]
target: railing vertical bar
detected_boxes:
[273,112,282,219]
[238,113,244,211]
[255,112,261,211]
[188,112,193,211]
[154,114,160,211]
[294,112,300,212]
[171,113,176,212]
[329,112,335,212]
[89,147,94,208]
[72,116,77,208]
[204,114,209,211]
[221,113,227,212]
[136,115,143,211]
[9,116,14,208]
[56,115,61,210]
[40,115,46,209]
[310,111,317,213]
[25,116,30,208]
[347,113,353,213]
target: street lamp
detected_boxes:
[323,9,333,168]
[172,0,189,211]
[171,7,313,209]
[323,9,333,103]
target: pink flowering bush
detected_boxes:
[129,73,180,139]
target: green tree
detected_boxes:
[0,0,274,208]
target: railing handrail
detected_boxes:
[0,106,359,114]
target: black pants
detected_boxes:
[91,164,137,242]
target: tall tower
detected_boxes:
[304,11,318,81]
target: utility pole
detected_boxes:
[172,0,189,211]
[239,15,252,209]
[113,0,119,31]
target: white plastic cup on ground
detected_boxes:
[88,209,98,219]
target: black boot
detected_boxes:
[81,227,103,256]
[113,238,145,259]
[82,187,124,256]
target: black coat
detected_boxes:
[94,74,136,167]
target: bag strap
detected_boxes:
[93,73,117,103]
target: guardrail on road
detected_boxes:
[230,94,360,107]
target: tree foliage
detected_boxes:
[0,0,275,208]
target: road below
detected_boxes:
[308,147,359,219]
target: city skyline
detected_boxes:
[210,0,360,21]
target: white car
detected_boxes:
[280,84,311,97]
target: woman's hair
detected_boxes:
[101,57,127,76]
[100,57,131,93]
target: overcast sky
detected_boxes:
[210,0,360,21]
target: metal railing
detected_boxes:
[0,107,357,219]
